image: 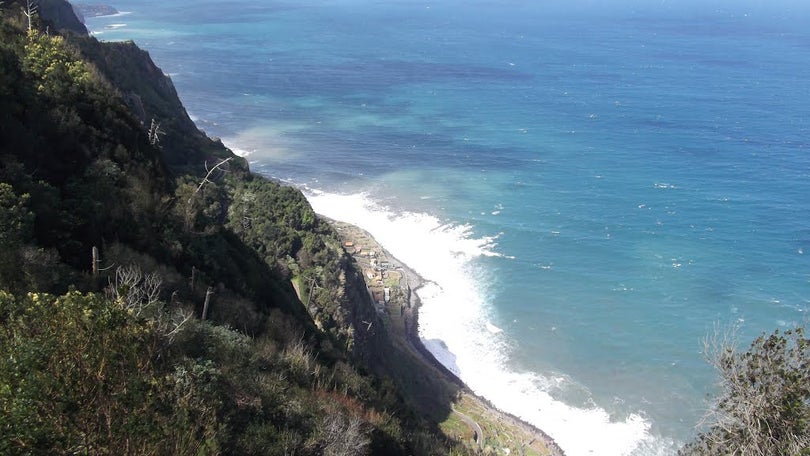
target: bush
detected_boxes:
[681,325,810,455]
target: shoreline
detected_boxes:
[326,217,566,456]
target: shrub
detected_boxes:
[681,325,810,455]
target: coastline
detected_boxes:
[75,11,654,453]
[78,2,810,453]
[326,217,566,456]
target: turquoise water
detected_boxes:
[87,1,810,454]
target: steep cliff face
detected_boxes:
[44,0,425,410]
[69,36,243,172]
[20,0,243,174]
[0,0,492,456]
[38,0,88,34]
[44,0,403,384]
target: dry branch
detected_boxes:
[189,157,233,203]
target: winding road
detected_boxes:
[452,407,484,447]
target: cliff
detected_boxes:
[0,2,560,455]
[38,0,87,34]
[0,1,472,454]
[73,36,244,173]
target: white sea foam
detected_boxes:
[304,189,676,456]
[226,145,256,157]
[485,321,504,334]
[105,11,132,18]
[84,11,131,23]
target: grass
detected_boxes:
[444,394,552,456]
[440,412,476,443]
[384,271,402,288]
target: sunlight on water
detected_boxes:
[87,1,810,453]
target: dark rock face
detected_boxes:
[39,0,88,34]
[36,0,245,172]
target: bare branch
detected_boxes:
[189,157,233,203]
[163,308,192,344]
[147,118,165,147]
[22,0,38,32]
[684,324,810,455]
[108,265,162,316]
[142,272,162,305]
[317,405,370,456]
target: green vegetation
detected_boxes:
[0,1,478,454]
[442,395,552,456]
[681,326,810,456]
[5,2,806,455]
[0,286,405,455]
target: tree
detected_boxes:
[22,0,37,31]
[316,403,370,456]
[0,183,33,290]
[0,182,33,248]
[22,28,93,100]
[681,325,810,455]
[191,157,233,202]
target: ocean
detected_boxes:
[85,1,810,454]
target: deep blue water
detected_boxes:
[87,1,810,454]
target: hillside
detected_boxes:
[0,1,561,455]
